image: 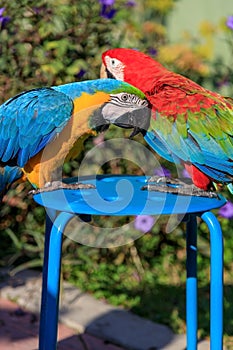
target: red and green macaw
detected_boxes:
[0,78,150,197]
[101,48,233,195]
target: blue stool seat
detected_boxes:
[33,175,226,350]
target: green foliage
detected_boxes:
[0,1,233,347]
[0,0,124,101]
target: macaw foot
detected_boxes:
[30,181,96,194]
[147,175,191,186]
[142,177,218,198]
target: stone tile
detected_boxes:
[0,298,126,350]
[0,270,213,350]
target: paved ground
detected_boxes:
[0,298,125,350]
[0,269,212,350]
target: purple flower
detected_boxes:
[226,16,233,30]
[0,8,10,30]
[134,215,155,233]
[148,48,158,56]
[99,0,115,4]
[100,5,117,19]
[126,0,136,7]
[215,77,230,89]
[182,168,191,178]
[75,68,86,79]
[154,166,171,177]
[218,201,233,219]
[32,6,47,15]
[99,0,117,19]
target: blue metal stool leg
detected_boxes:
[186,214,198,350]
[201,212,223,350]
[39,211,55,350]
[39,211,75,350]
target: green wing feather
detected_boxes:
[147,98,233,182]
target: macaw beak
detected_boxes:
[100,64,108,79]
[100,63,151,137]
[111,105,151,137]
[100,64,116,79]
[91,104,151,137]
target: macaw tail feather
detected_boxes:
[0,166,23,200]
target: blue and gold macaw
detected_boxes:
[0,79,150,197]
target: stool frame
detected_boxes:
[33,175,225,350]
[38,210,223,350]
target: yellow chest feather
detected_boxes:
[23,91,110,188]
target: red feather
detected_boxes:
[103,49,230,120]
[102,48,233,191]
[184,164,212,190]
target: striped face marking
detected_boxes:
[110,92,148,108]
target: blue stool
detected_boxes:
[33,175,226,350]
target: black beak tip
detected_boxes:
[129,127,141,138]
[106,69,116,79]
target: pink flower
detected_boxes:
[93,133,105,147]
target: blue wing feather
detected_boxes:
[0,78,135,194]
[0,78,132,170]
[144,132,178,163]
[0,88,74,167]
[0,166,23,199]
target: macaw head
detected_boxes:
[90,79,151,137]
[101,48,165,92]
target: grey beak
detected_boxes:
[112,105,151,136]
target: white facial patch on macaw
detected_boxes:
[101,100,134,123]
[101,92,149,128]
[105,56,125,81]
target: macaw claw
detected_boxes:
[29,181,96,194]
[147,175,191,185]
[142,177,218,198]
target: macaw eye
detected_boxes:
[121,93,129,101]
[110,58,122,68]
[111,59,116,67]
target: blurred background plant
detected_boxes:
[0,0,233,346]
